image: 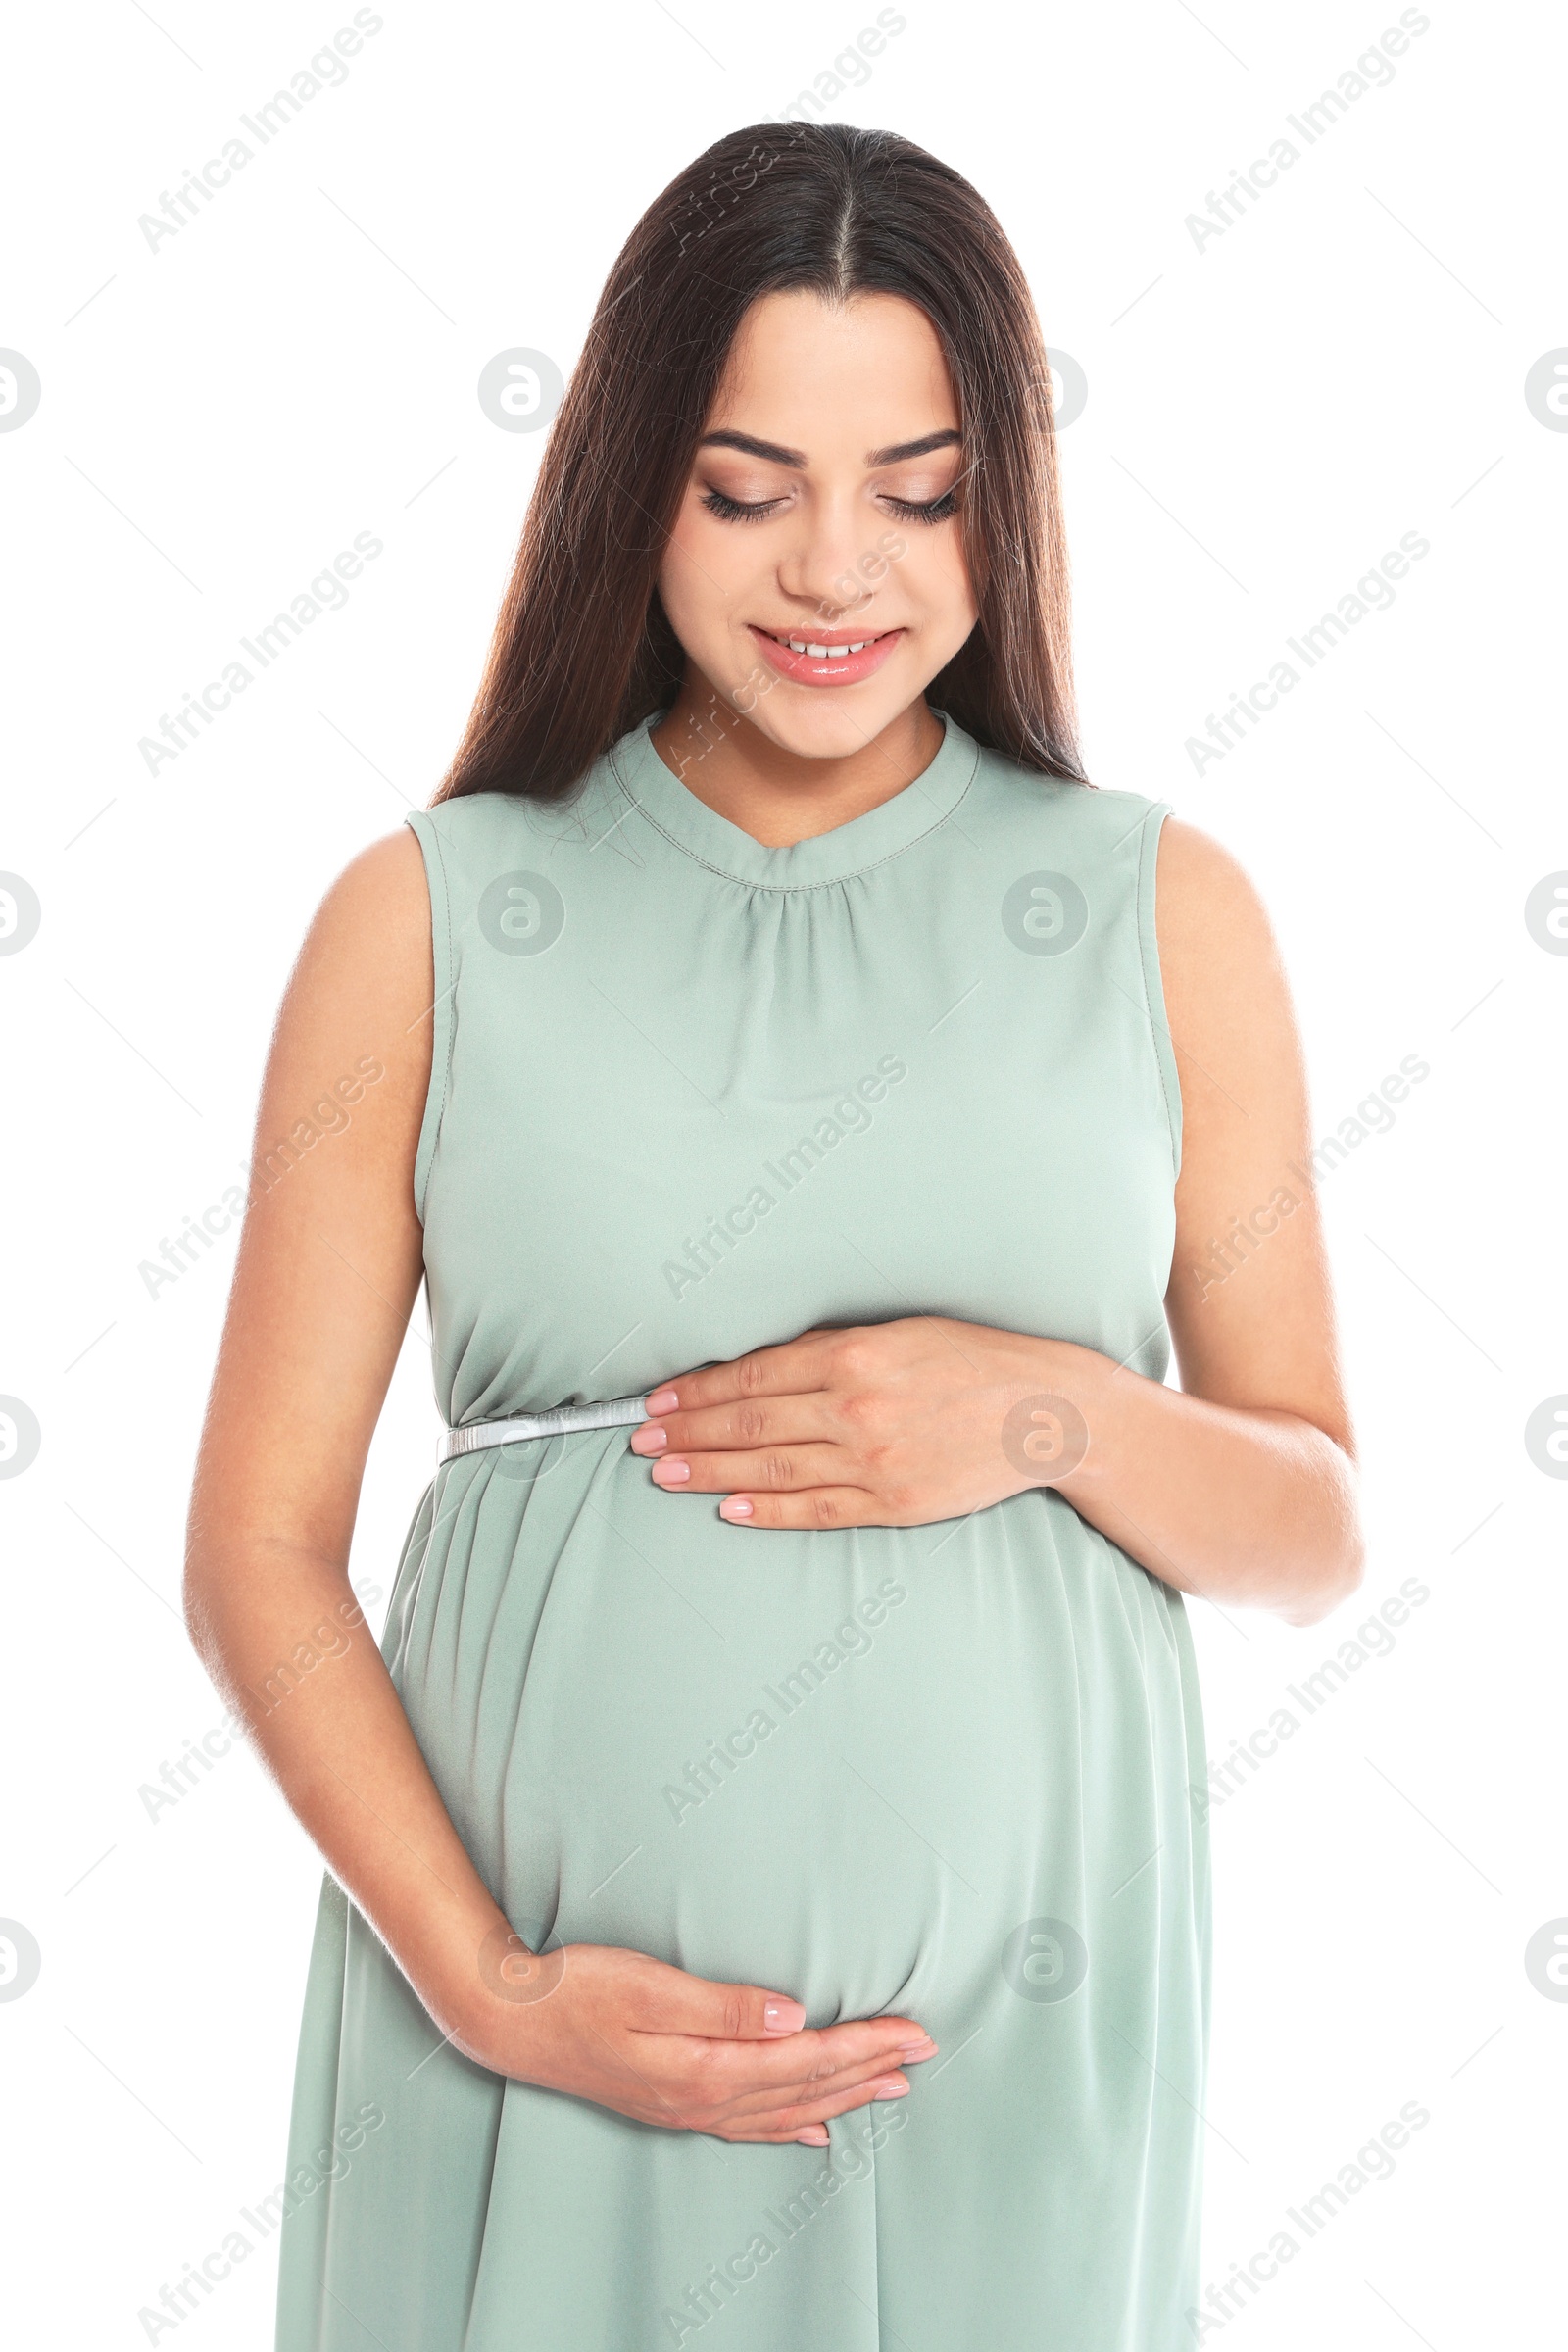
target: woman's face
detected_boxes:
[657,290,978,760]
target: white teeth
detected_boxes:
[773,631,874,658]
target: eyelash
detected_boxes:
[699,487,959,526]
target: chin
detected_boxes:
[755,703,900,760]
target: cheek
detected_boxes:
[659,513,750,652]
[902,530,977,641]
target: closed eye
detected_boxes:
[700,487,785,524]
[881,488,958,524]
[699,486,960,525]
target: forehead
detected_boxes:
[707,290,958,447]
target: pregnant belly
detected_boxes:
[384,1442,1205,2030]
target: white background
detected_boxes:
[2,0,1564,2343]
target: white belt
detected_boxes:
[439,1393,650,1464]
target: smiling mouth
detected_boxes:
[746,623,906,687]
[755,627,897,660]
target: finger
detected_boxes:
[721,2072,917,2142]
[635,2029,936,2134]
[630,1394,831,1457]
[643,1330,843,1417]
[718,2044,926,2125]
[623,1966,930,2067]
[647,1445,853,1496]
[664,2054,908,2136]
[620,1961,808,2041]
[718,2045,916,2120]
[648,2016,935,2102]
[714,1487,881,1531]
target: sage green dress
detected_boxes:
[274,711,1209,2349]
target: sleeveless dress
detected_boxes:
[273,710,1210,2350]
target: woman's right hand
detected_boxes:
[449,1937,937,2147]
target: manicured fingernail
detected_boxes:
[897,2039,938,2060]
[796,2127,829,2145]
[763,1998,806,2034]
[652,1459,690,1485]
[630,1425,667,1454]
[719,1496,754,1520]
[644,1388,679,1415]
[870,2077,910,2098]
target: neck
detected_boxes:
[650,676,945,849]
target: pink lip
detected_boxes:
[749,624,904,687]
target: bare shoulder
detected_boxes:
[1153,815,1300,1078]
[1154,814,1280,973]
[325,820,428,906]
[264,825,434,1115]
[295,826,430,990]
[278,824,431,1027]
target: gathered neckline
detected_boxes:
[605,708,981,891]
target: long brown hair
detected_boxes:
[436,122,1087,805]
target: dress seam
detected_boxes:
[1134,803,1183,1185]
[405,809,456,1224]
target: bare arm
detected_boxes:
[185,829,931,2142]
[617,818,1364,1627]
[183,829,510,2025]
[1048,815,1363,1623]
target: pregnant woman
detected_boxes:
[185,122,1363,2351]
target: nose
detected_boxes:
[774,498,885,625]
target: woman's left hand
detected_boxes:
[629,1320,1099,1529]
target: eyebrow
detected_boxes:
[697,427,961,469]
